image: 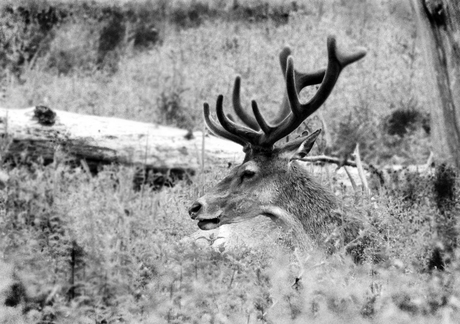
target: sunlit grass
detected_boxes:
[1,0,431,164]
[0,0,458,323]
[0,157,458,322]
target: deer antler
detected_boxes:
[273,46,327,125]
[230,46,328,131]
[203,36,366,150]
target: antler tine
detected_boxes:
[231,76,260,131]
[266,35,366,145]
[279,46,292,77]
[214,95,261,144]
[279,46,327,87]
[275,46,294,124]
[251,100,275,137]
[290,36,366,117]
[295,69,326,87]
[203,102,247,147]
[204,36,365,151]
[273,46,327,125]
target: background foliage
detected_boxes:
[1,0,432,164]
[0,0,459,323]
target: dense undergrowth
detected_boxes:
[0,157,458,323]
[1,0,459,323]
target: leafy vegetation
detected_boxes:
[1,0,459,323]
[0,158,458,323]
[1,0,431,162]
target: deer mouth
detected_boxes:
[197,217,221,230]
[196,212,222,230]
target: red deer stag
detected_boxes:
[189,36,366,249]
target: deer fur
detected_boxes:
[189,36,366,251]
[190,132,344,250]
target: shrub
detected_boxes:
[0,3,66,77]
[384,107,430,137]
[156,84,192,129]
[44,20,99,74]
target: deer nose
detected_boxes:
[188,201,202,219]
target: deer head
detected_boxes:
[189,36,366,244]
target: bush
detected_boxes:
[0,1,166,76]
[0,0,305,79]
[0,2,66,77]
[384,107,430,137]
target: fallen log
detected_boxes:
[0,106,243,178]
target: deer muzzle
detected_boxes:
[188,201,203,220]
[188,199,223,230]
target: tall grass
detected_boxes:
[0,158,458,323]
[1,0,431,164]
[1,0,459,323]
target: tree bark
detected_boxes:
[0,106,243,177]
[412,0,460,169]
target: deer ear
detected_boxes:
[288,129,321,161]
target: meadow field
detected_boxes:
[0,0,459,323]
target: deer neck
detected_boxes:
[274,164,337,243]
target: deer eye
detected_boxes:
[241,170,256,180]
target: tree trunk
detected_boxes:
[0,106,243,179]
[412,0,460,169]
